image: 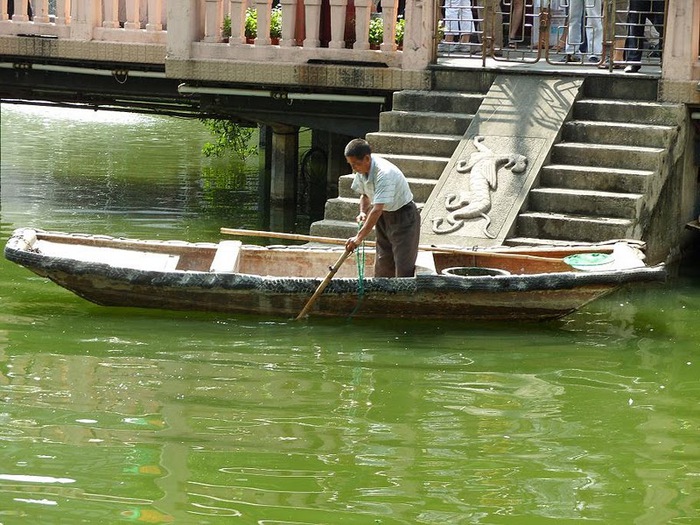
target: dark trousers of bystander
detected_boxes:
[625,0,665,62]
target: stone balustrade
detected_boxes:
[0,0,433,70]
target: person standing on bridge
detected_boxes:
[344,139,420,278]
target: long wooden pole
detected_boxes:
[219,227,564,262]
[295,249,353,320]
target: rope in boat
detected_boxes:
[348,224,366,319]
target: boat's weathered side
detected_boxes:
[4,229,667,321]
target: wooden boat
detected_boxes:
[4,228,666,321]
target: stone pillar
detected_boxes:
[303,0,321,47]
[270,124,299,212]
[353,0,371,50]
[34,0,50,23]
[279,0,297,46]
[146,0,162,31]
[328,0,347,49]
[55,0,71,25]
[379,0,398,51]
[124,0,141,29]
[659,0,700,103]
[254,0,272,45]
[71,0,103,40]
[228,0,247,45]
[166,0,201,59]
[103,0,119,27]
[400,0,433,70]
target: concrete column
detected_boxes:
[662,0,699,82]
[270,124,299,208]
[400,0,433,70]
[70,0,102,40]
[103,0,119,27]
[166,0,201,60]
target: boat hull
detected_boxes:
[6,244,663,321]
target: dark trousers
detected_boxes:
[7,1,33,18]
[625,0,665,62]
[374,202,420,278]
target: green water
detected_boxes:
[1,104,699,524]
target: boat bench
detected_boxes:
[415,251,438,276]
[210,240,242,272]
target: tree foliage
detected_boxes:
[201,120,257,161]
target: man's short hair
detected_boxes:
[344,138,372,159]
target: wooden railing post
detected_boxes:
[328,0,348,49]
[303,0,322,47]
[353,0,372,50]
[279,0,298,47]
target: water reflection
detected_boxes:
[1,104,699,523]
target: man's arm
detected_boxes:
[346,198,384,251]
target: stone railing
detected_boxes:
[0,0,434,70]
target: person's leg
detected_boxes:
[625,0,646,63]
[389,204,421,278]
[564,0,583,57]
[373,215,396,278]
[584,0,603,58]
[508,0,524,45]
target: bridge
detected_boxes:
[1,1,699,261]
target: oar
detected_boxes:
[219,227,563,262]
[296,249,353,320]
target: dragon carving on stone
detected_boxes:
[431,136,528,238]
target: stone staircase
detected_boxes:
[309,89,486,239]
[507,77,686,247]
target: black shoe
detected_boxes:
[624,64,641,73]
[559,54,581,63]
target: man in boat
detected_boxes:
[344,138,420,277]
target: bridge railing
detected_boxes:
[0,0,433,70]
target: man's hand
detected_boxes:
[345,235,361,252]
[355,211,367,224]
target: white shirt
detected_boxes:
[350,155,413,212]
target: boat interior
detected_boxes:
[11,229,651,280]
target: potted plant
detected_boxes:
[245,7,257,42]
[368,16,404,49]
[368,16,383,49]
[269,5,282,44]
[222,15,232,42]
[395,16,405,49]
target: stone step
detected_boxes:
[392,90,485,114]
[516,211,633,243]
[573,99,685,126]
[310,218,369,241]
[563,120,677,148]
[367,131,462,157]
[338,174,437,202]
[551,142,665,171]
[582,76,658,101]
[529,187,643,219]
[322,196,361,222]
[380,110,473,135]
[378,153,449,180]
[540,164,654,194]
